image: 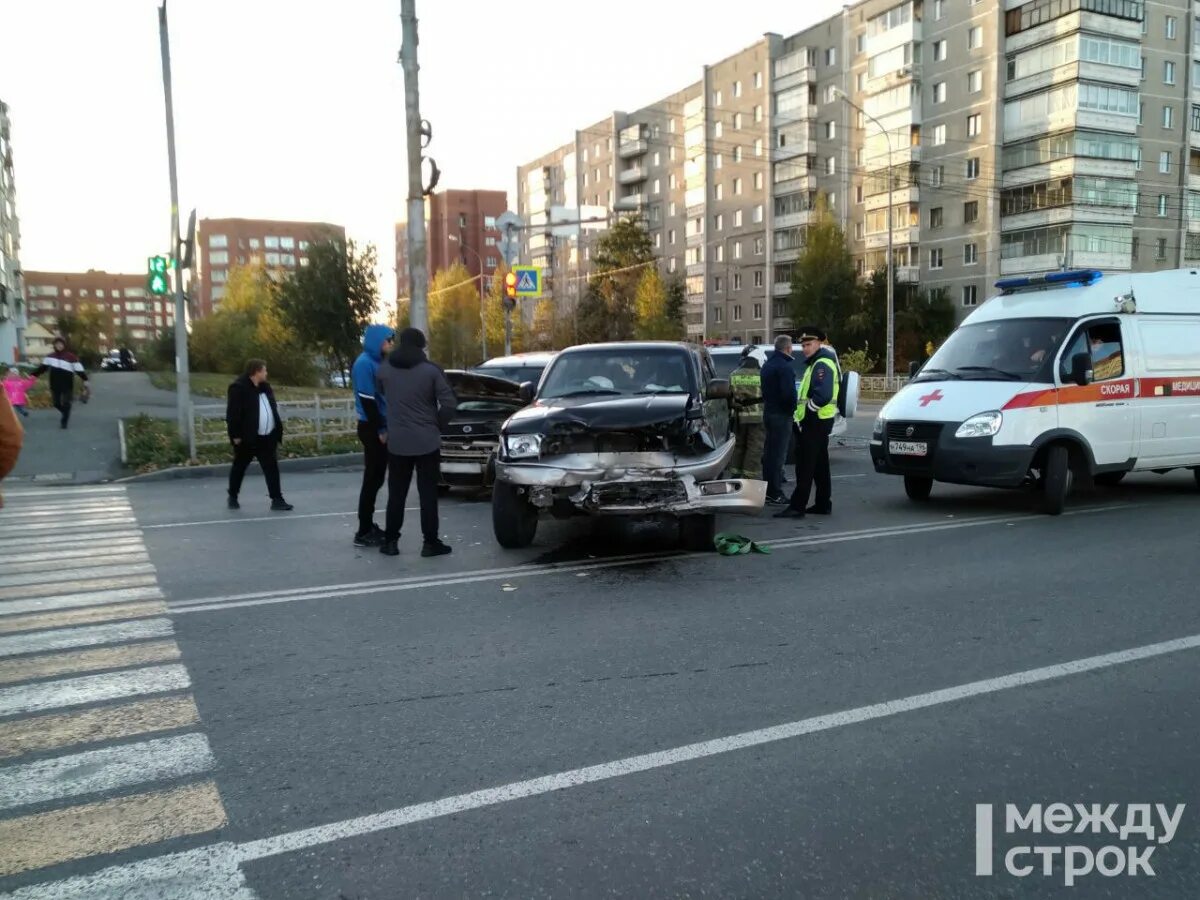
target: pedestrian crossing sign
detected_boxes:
[512,266,542,298]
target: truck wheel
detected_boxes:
[1094,471,1126,487]
[904,476,933,502]
[678,514,716,552]
[1040,444,1073,516]
[492,482,538,548]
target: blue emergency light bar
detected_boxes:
[994,269,1103,294]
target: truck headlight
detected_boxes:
[504,434,542,459]
[955,411,1003,439]
[872,415,884,438]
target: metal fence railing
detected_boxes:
[189,396,358,459]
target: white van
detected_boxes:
[870,268,1200,514]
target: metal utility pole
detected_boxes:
[400,0,429,334]
[158,1,191,445]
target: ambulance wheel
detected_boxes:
[1094,471,1126,487]
[493,482,538,548]
[1194,468,1200,489]
[1039,444,1073,516]
[679,514,716,552]
[904,476,933,502]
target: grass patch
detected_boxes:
[123,414,360,474]
[147,371,350,401]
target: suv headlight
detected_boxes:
[504,434,543,459]
[872,415,884,438]
[955,411,1003,439]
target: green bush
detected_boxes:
[839,345,878,375]
[124,415,189,473]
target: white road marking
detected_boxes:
[4,842,259,900]
[169,506,1126,617]
[0,563,157,590]
[0,732,214,811]
[0,516,136,535]
[0,503,132,520]
[0,552,151,576]
[2,486,126,499]
[233,630,1200,863]
[0,663,191,718]
[0,531,143,551]
[142,507,419,529]
[0,618,174,658]
[0,574,159,603]
[0,586,164,619]
[0,543,146,566]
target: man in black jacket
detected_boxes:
[759,334,798,505]
[31,337,90,429]
[225,359,293,511]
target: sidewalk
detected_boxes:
[8,372,210,485]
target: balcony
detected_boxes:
[865,227,920,250]
[686,322,706,336]
[618,166,648,185]
[687,262,706,278]
[864,186,919,212]
[774,105,817,126]
[1000,250,1131,276]
[773,174,817,195]
[1189,173,1200,193]
[774,210,814,230]
[774,247,802,264]
[773,281,791,297]
[614,193,646,211]
[772,140,816,163]
[618,138,649,159]
[895,266,920,284]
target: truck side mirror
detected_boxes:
[518,381,536,403]
[1070,352,1093,387]
[706,378,732,400]
[908,360,921,378]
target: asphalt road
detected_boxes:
[2,435,1199,898]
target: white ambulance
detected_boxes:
[869,268,1200,514]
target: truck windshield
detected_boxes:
[539,349,696,399]
[918,318,1074,383]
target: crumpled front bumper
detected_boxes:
[495,441,766,515]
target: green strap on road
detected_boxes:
[713,532,772,556]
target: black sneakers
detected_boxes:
[227,495,240,510]
[271,499,294,511]
[379,540,400,556]
[354,525,386,547]
[421,540,453,558]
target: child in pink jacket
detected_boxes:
[3,368,37,417]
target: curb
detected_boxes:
[115,452,364,483]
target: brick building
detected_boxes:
[196,218,345,317]
[394,190,508,299]
[23,270,174,349]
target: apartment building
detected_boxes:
[23,271,175,347]
[519,0,1195,342]
[196,218,345,317]
[0,100,25,364]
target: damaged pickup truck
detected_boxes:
[491,342,766,550]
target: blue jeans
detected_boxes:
[762,412,794,500]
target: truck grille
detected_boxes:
[587,480,687,509]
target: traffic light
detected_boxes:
[147,256,169,296]
[503,271,517,311]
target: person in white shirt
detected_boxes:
[225,359,293,511]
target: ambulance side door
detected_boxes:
[1134,317,1200,467]
[1055,318,1137,469]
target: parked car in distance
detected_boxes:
[439,370,527,488]
[491,341,766,551]
[469,352,557,389]
[100,349,138,371]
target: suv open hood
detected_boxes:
[444,369,525,404]
[503,393,693,436]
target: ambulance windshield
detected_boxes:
[919,317,1073,383]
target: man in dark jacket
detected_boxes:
[375,327,457,558]
[350,324,394,546]
[225,359,293,511]
[759,334,798,505]
[776,326,841,520]
[31,337,90,429]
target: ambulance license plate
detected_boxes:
[889,440,928,457]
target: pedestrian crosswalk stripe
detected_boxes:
[0,696,200,761]
[0,575,159,604]
[0,515,137,535]
[0,542,146,563]
[0,562,157,590]
[0,530,143,552]
[0,663,191,718]
[0,586,164,619]
[2,485,127,498]
[1,551,151,576]
[0,640,181,686]
[0,618,175,657]
[0,503,132,521]
[0,599,167,634]
[0,732,215,811]
[0,780,228,878]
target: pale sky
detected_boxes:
[3,0,845,301]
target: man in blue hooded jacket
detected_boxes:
[351,324,394,545]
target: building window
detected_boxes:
[210,251,229,265]
[733,147,743,164]
[653,178,661,195]
[930,165,944,187]
[754,271,764,289]
[212,286,225,301]
[933,124,947,146]
[669,229,677,245]
[753,205,764,224]
[266,252,281,266]
[716,244,725,262]
[754,104,763,123]
[754,172,764,190]
[855,185,864,203]
[265,236,280,249]
[715,122,724,138]
[715,214,724,233]
[280,236,295,250]
[968,70,983,93]
[754,72,762,89]
[966,157,980,180]
[733,80,742,98]
[857,72,867,92]
[965,242,978,265]
[734,210,744,227]
[967,114,982,137]
[934,0,944,19]
[754,237,765,254]
[713,307,723,324]
[934,40,947,62]
[715,184,724,201]
[734,112,744,130]
[1159,152,1171,174]
[968,27,983,50]
[753,301,763,318]
[208,234,227,249]
[933,82,946,104]
[211,269,228,284]
[733,177,743,195]
[1132,236,1139,260]
[1165,62,1176,86]
[1135,147,1143,171]
[734,240,743,258]
[1158,194,1168,216]
[670,174,677,190]
[1156,238,1168,259]
[964,201,979,223]
[733,274,743,291]
[930,207,944,228]
[755,138,764,157]
[1163,106,1174,129]
[930,248,944,269]
[825,47,837,66]
[714,276,723,293]
[962,285,978,307]
[825,120,836,139]
[1167,15,1177,39]
[713,90,722,106]
[826,157,836,175]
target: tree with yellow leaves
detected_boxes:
[428,263,484,368]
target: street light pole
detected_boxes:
[448,233,487,362]
[835,89,895,389]
[399,0,429,335]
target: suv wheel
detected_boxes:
[493,481,538,548]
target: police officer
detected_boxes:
[728,346,764,479]
[775,326,840,519]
